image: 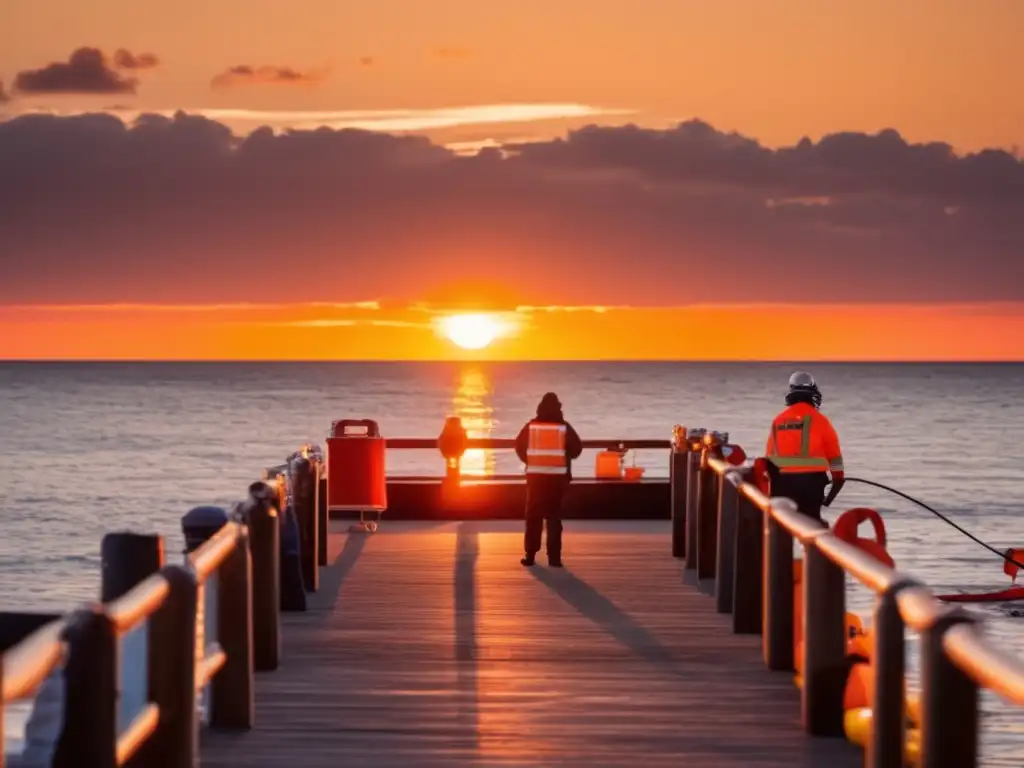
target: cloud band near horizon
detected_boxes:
[0,110,1021,308]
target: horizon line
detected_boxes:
[3,358,1022,365]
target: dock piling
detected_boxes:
[919,610,979,768]
[288,455,319,593]
[146,564,199,768]
[669,442,688,558]
[53,607,118,768]
[245,483,281,671]
[763,499,795,671]
[316,470,328,566]
[100,533,166,603]
[869,578,919,768]
[732,488,763,634]
[696,456,718,583]
[801,524,848,736]
[714,470,741,613]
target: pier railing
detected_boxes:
[0,477,286,768]
[672,434,1024,768]
[6,430,1024,768]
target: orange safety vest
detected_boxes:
[765,402,844,475]
[526,422,568,476]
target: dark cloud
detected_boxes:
[13,48,143,95]
[210,65,323,88]
[113,49,160,70]
[0,111,1020,306]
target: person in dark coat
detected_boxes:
[514,392,583,567]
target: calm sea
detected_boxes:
[1,362,1022,763]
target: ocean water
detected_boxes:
[1,361,1022,763]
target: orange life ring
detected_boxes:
[832,507,894,569]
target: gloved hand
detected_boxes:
[823,474,845,507]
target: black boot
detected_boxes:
[521,554,535,566]
[548,554,563,568]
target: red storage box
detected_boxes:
[326,419,387,512]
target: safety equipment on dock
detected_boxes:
[720,444,746,465]
[786,370,823,408]
[326,418,387,533]
[525,422,568,475]
[595,444,626,478]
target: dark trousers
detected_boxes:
[524,475,568,557]
[768,470,829,522]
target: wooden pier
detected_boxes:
[3,423,1024,768]
[200,520,860,767]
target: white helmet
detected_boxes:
[787,371,822,408]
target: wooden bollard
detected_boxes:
[317,469,328,567]
[669,434,689,559]
[289,455,319,593]
[147,564,198,768]
[52,607,117,768]
[209,530,254,731]
[732,490,763,635]
[801,526,847,737]
[245,483,281,671]
[100,532,165,602]
[714,470,741,614]
[696,457,719,584]
[764,499,796,671]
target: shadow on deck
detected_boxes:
[200,520,861,767]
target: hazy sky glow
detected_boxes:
[1,0,1021,360]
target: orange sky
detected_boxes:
[1,0,1022,151]
[2,302,1022,361]
[1,1,1022,361]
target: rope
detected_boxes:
[844,477,1024,572]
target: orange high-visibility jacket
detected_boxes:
[764,402,844,476]
[524,422,569,475]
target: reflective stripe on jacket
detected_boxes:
[765,402,844,475]
[526,423,568,475]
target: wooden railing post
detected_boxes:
[246,482,281,671]
[670,444,689,559]
[210,529,254,729]
[289,454,319,593]
[714,469,741,613]
[869,578,920,768]
[100,533,165,602]
[763,501,795,671]
[732,489,763,634]
[316,466,329,567]
[53,608,118,768]
[801,530,847,736]
[145,564,198,768]
[696,452,718,584]
[683,450,701,571]
[919,609,979,768]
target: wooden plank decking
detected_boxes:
[200,520,862,767]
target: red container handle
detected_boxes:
[331,419,380,438]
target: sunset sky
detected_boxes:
[1,0,1022,360]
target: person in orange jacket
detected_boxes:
[762,371,845,521]
[514,393,583,567]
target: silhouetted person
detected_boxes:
[514,392,583,567]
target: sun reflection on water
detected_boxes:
[451,366,496,476]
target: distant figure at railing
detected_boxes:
[514,392,583,568]
[761,371,846,521]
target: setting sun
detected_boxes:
[441,313,503,350]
